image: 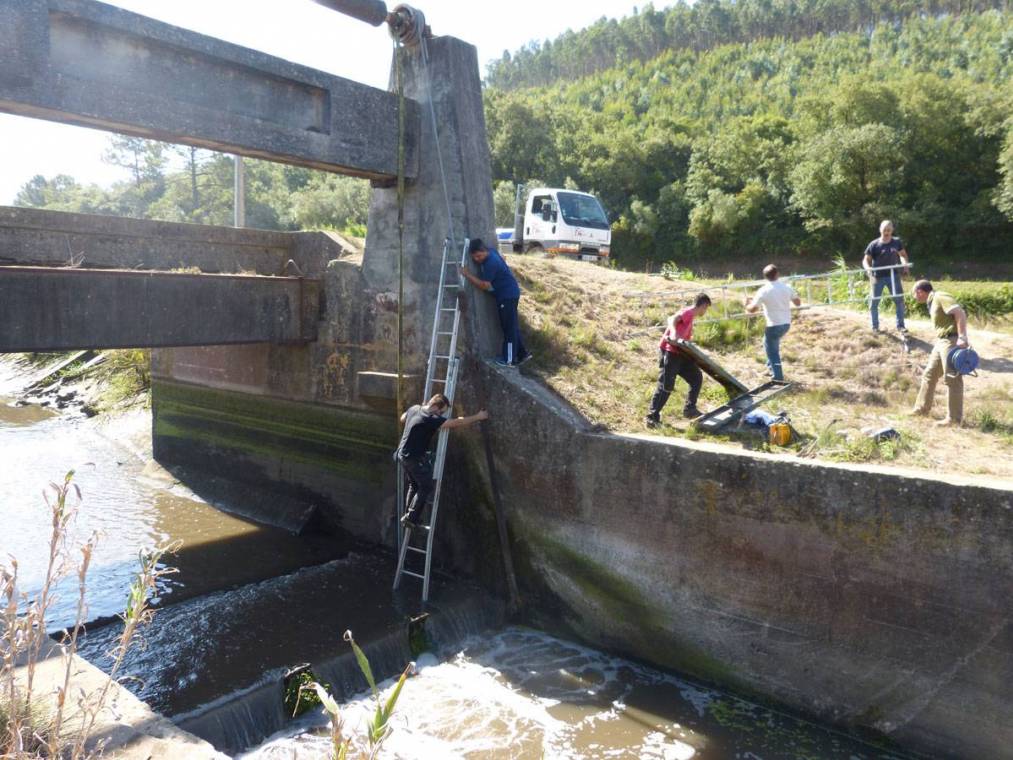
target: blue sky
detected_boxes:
[0,0,646,204]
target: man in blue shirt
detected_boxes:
[460,238,531,366]
[863,220,909,333]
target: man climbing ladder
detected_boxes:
[396,394,488,526]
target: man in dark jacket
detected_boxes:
[396,393,488,526]
[460,238,530,366]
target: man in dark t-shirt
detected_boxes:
[395,393,488,527]
[863,220,909,333]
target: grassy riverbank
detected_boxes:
[510,254,1013,480]
[7,349,150,415]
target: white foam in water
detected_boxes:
[239,627,900,759]
[240,627,698,760]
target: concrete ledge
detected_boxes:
[356,370,420,413]
[13,643,223,759]
[0,266,320,351]
[0,206,348,277]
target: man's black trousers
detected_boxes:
[648,349,702,417]
[400,454,433,521]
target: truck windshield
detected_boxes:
[556,192,609,230]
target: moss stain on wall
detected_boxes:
[153,379,396,484]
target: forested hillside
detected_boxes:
[487,0,1013,89]
[485,8,1013,270]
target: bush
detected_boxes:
[906,282,1013,320]
[694,317,766,349]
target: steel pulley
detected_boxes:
[310,0,428,47]
[388,4,427,47]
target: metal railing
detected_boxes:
[626,262,912,324]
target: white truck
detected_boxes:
[499,186,611,263]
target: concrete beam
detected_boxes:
[0,205,351,277]
[0,0,418,180]
[0,266,320,351]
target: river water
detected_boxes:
[0,360,914,759]
[242,627,910,760]
[0,359,345,630]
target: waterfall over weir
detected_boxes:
[76,551,505,756]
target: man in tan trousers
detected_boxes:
[910,280,970,426]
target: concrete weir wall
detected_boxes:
[461,365,1013,760]
[151,34,499,542]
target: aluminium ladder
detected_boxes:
[393,237,469,601]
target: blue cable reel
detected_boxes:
[947,346,980,377]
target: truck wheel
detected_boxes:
[525,243,546,257]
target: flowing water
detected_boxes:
[241,627,909,760]
[0,361,346,630]
[0,360,915,759]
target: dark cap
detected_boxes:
[468,238,486,255]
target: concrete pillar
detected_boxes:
[362,36,498,394]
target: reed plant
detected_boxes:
[1,472,174,758]
[303,630,414,760]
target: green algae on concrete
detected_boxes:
[152,379,399,537]
[153,379,395,484]
[514,527,743,691]
[445,443,514,592]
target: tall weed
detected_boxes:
[1,473,172,759]
[304,630,414,760]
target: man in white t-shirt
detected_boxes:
[744,264,801,381]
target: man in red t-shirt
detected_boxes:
[645,293,712,427]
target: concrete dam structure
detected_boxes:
[1,2,1010,757]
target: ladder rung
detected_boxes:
[406,546,428,554]
[430,378,445,384]
[440,308,457,312]
[443,284,459,289]
[435,354,451,360]
[437,331,454,336]
[401,570,426,580]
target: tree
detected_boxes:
[102,135,169,218]
[492,180,519,228]
[998,128,1013,220]
[484,94,561,183]
[288,173,370,230]
[789,123,904,248]
[103,136,168,188]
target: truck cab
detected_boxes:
[513,187,611,263]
